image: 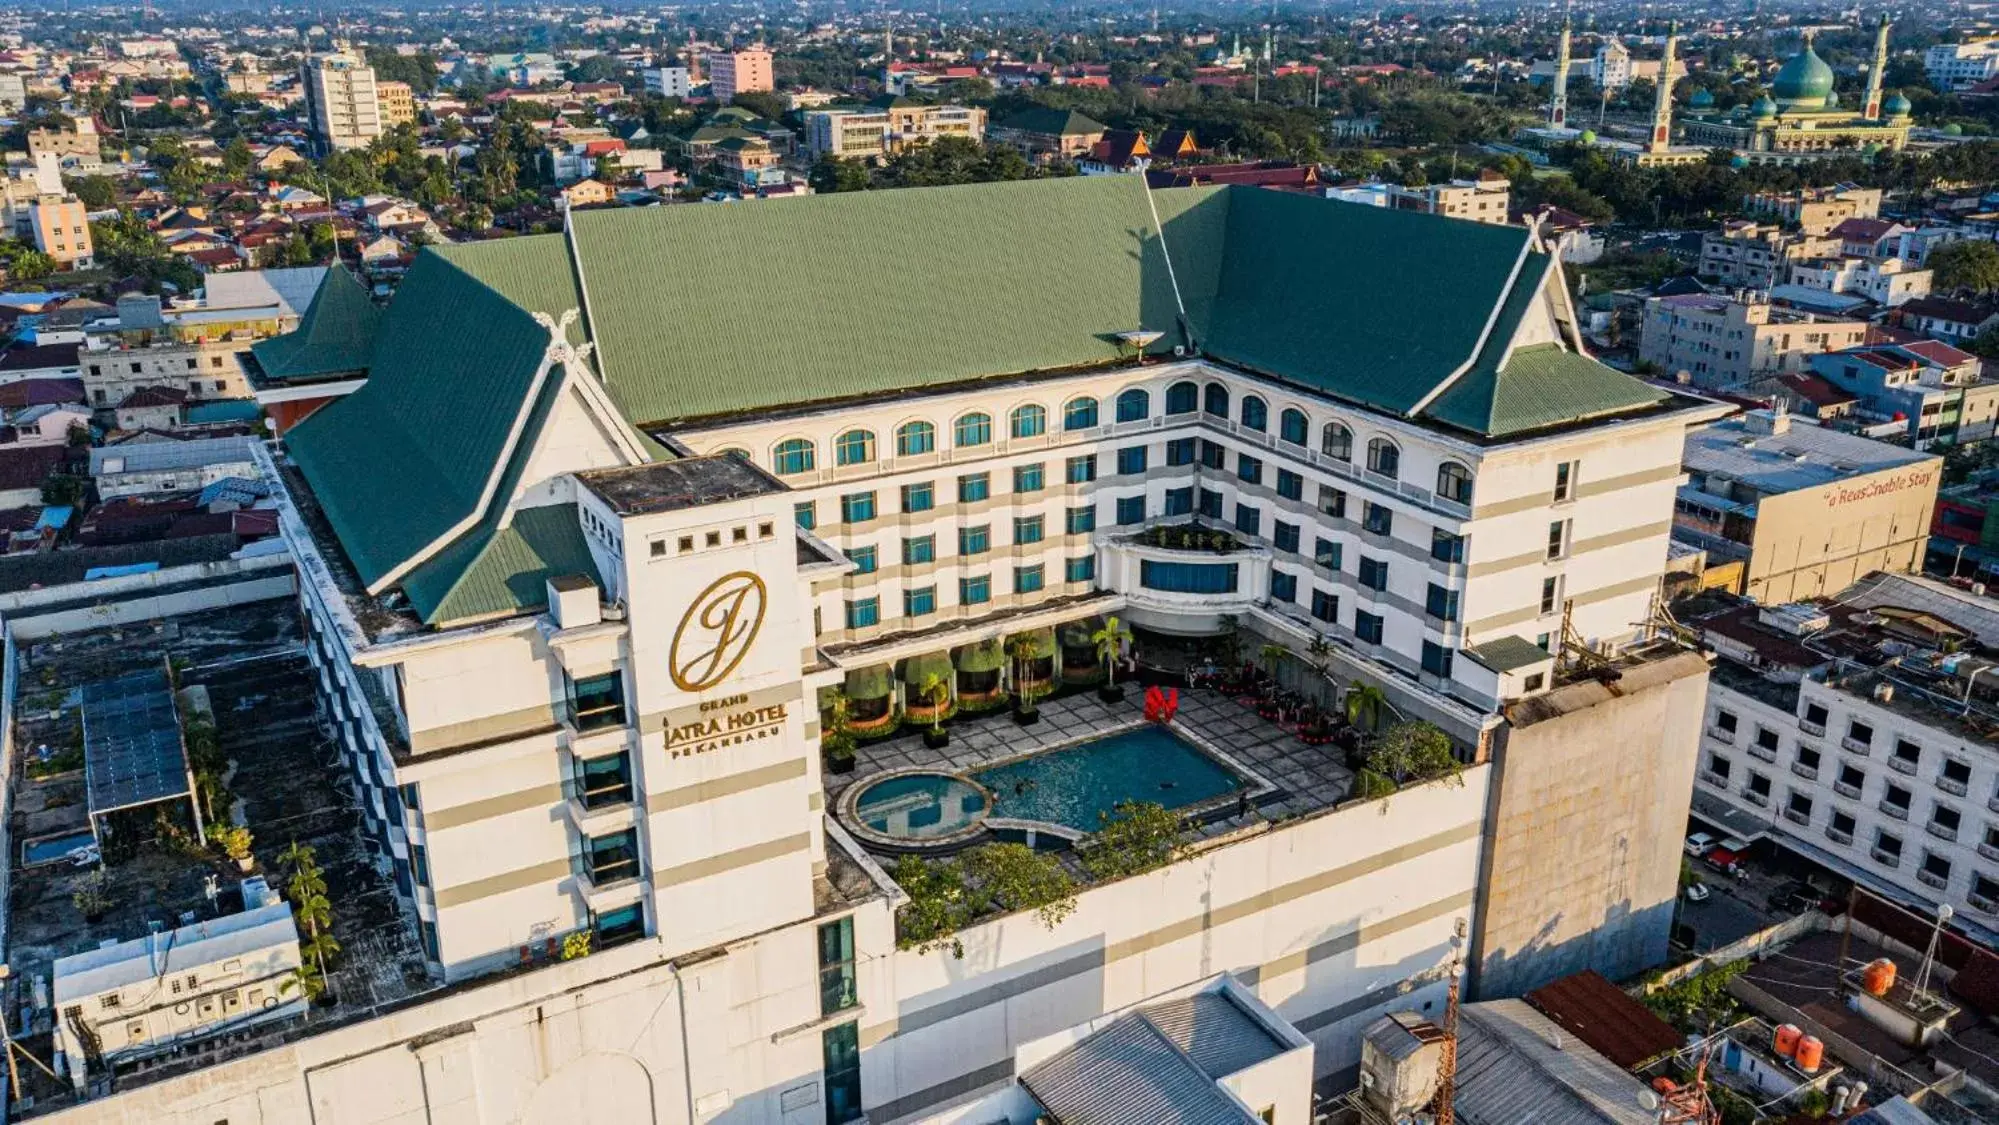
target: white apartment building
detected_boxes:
[804,100,987,160]
[642,65,691,98]
[1700,222,1840,289]
[1690,596,1999,947]
[300,47,383,154]
[1925,40,1999,91]
[1787,256,1933,308]
[1640,293,1869,389]
[50,176,1721,1124]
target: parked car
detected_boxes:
[1684,882,1712,903]
[1685,832,1716,857]
[1768,881,1825,914]
[1704,847,1745,877]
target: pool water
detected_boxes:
[22,830,94,866]
[973,726,1243,833]
[852,773,991,841]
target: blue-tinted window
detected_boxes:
[1363,502,1393,536]
[958,472,990,503]
[834,429,875,466]
[1066,455,1097,483]
[1234,503,1261,537]
[1165,380,1199,415]
[1064,397,1099,431]
[1139,560,1239,593]
[1015,515,1045,544]
[1166,437,1197,466]
[960,525,990,555]
[1280,408,1308,446]
[1240,395,1267,432]
[1204,382,1229,417]
[841,491,876,523]
[848,545,877,574]
[895,421,935,456]
[1066,506,1096,534]
[1359,557,1389,591]
[902,481,935,512]
[1165,487,1194,516]
[1426,583,1459,622]
[961,575,991,605]
[905,585,937,617]
[1311,589,1338,623]
[1116,495,1146,525]
[1014,463,1045,493]
[1270,570,1297,603]
[1274,521,1300,554]
[1116,388,1150,422]
[845,598,879,628]
[1066,554,1097,583]
[1276,469,1303,501]
[903,535,935,565]
[1010,404,1047,439]
[1422,641,1454,678]
[1237,453,1261,485]
[794,500,816,529]
[1200,440,1226,469]
[1015,565,1045,594]
[1315,538,1341,570]
[1198,489,1223,518]
[1355,611,1384,644]
[1117,445,1148,475]
[774,438,815,475]
[1431,530,1465,563]
[955,412,992,446]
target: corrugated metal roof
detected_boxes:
[1523,970,1682,1070]
[1021,1014,1263,1125]
[1453,1001,1658,1125]
[91,435,257,475]
[1141,990,1286,1080]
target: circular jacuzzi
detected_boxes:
[843,770,993,849]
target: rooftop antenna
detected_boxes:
[1911,902,1952,1004]
[1137,173,1190,351]
[1431,917,1468,1125]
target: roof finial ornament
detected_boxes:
[531,308,596,370]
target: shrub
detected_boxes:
[1082,801,1188,881]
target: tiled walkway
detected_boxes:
[827,686,1356,847]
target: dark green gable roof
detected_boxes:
[995,107,1106,136]
[248,266,380,384]
[276,175,1670,628]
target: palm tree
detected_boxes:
[280,842,336,998]
[1092,616,1133,689]
[1258,643,1288,681]
[1004,634,1038,695]
[915,672,950,735]
[1345,683,1389,732]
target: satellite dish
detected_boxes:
[1638,1090,1661,1111]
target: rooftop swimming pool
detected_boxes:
[841,724,1249,850]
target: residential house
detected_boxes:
[89,435,260,500]
[1809,340,1999,448]
[989,107,1106,161]
[557,178,614,209]
[1079,129,1150,175]
[1897,297,1999,347]
[1832,218,1916,261]
[714,137,784,189]
[1698,222,1840,289]
[0,443,66,508]
[1786,256,1933,308]
[4,403,91,447]
[1742,186,1883,237]
[1772,371,1859,422]
[1640,293,1869,389]
[113,386,186,432]
[1519,204,1605,265]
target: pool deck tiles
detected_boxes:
[827,688,1356,852]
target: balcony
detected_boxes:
[1926,822,1960,843]
[1970,894,1999,915]
[1917,869,1949,891]
[1792,763,1820,782]
[1798,718,1827,737]
[1740,789,1770,809]
[1879,801,1910,821]
[1938,776,1969,797]
[1699,771,1730,790]
[1887,757,1918,776]
[1833,781,1863,800]
[1826,826,1854,846]
[1747,744,1778,764]
[1708,726,1736,745]
[1979,842,1999,863]
[1842,736,1873,755]
[1783,808,1812,827]
[1872,848,1901,868]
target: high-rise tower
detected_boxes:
[1551,17,1573,128]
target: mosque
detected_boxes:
[1531,17,1913,168]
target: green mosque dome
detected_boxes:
[1771,43,1835,108]
[1688,88,1715,109]
[1884,93,1912,118]
[1750,95,1778,119]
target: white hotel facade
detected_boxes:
[50,177,1721,1124]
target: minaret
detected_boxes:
[1649,21,1678,152]
[1864,14,1890,120]
[1551,16,1573,128]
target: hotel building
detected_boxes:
[48,176,1723,1123]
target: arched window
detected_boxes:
[773,438,816,476]
[1203,382,1230,418]
[834,428,875,467]
[1240,395,1268,432]
[1437,461,1474,505]
[1116,387,1150,423]
[1063,397,1099,431]
[713,447,751,461]
[955,412,993,447]
[1279,408,1308,446]
[895,421,935,457]
[1010,403,1047,439]
[1367,438,1400,479]
[1321,423,1353,461]
[1165,380,1199,415]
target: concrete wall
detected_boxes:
[1746,460,1939,604]
[0,554,295,640]
[1469,651,1710,999]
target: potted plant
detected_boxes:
[1006,632,1043,725]
[217,824,255,872]
[1092,615,1133,703]
[916,673,951,748]
[821,689,858,775]
[72,869,109,924]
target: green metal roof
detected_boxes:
[247,266,380,384]
[277,175,1672,631]
[402,502,600,624]
[1463,635,1554,674]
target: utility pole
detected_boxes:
[1433,919,1467,1125]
